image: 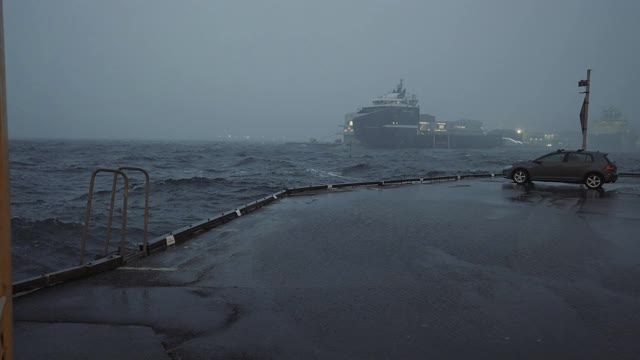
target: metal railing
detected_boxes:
[80,169,129,265]
[80,167,151,265]
[118,167,150,254]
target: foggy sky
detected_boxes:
[5,0,640,140]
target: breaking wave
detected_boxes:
[158,176,233,186]
[233,156,296,168]
[340,163,374,175]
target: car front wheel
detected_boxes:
[512,169,529,185]
[584,173,603,189]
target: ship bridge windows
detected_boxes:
[373,99,411,106]
[419,122,432,134]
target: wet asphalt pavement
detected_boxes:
[13,178,640,359]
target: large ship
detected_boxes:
[344,80,501,148]
[344,80,420,147]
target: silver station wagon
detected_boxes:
[503,149,618,189]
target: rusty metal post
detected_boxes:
[0,0,13,357]
[80,171,98,264]
[118,167,150,254]
[103,173,118,256]
[582,69,591,151]
[119,175,129,257]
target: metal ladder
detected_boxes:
[79,167,150,265]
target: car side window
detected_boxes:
[567,153,592,163]
[538,153,566,163]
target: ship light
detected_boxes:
[516,129,523,134]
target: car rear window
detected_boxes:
[604,154,613,163]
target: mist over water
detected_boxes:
[6,0,640,140]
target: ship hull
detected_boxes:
[416,133,503,149]
[353,107,501,149]
[355,129,502,149]
[356,125,418,148]
[352,106,420,148]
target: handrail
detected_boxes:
[80,169,129,265]
[118,167,150,254]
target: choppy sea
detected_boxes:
[9,139,640,280]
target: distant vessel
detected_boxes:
[342,113,358,145]
[589,106,638,151]
[286,137,342,147]
[345,79,420,148]
[344,80,500,148]
[417,118,502,149]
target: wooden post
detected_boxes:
[0,0,14,358]
[581,69,591,151]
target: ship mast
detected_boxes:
[396,79,406,98]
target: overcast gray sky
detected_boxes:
[5,0,639,140]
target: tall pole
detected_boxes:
[581,69,591,151]
[0,0,14,358]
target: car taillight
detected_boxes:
[605,164,616,171]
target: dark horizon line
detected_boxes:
[7,136,321,143]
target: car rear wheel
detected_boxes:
[584,173,603,189]
[512,169,529,184]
